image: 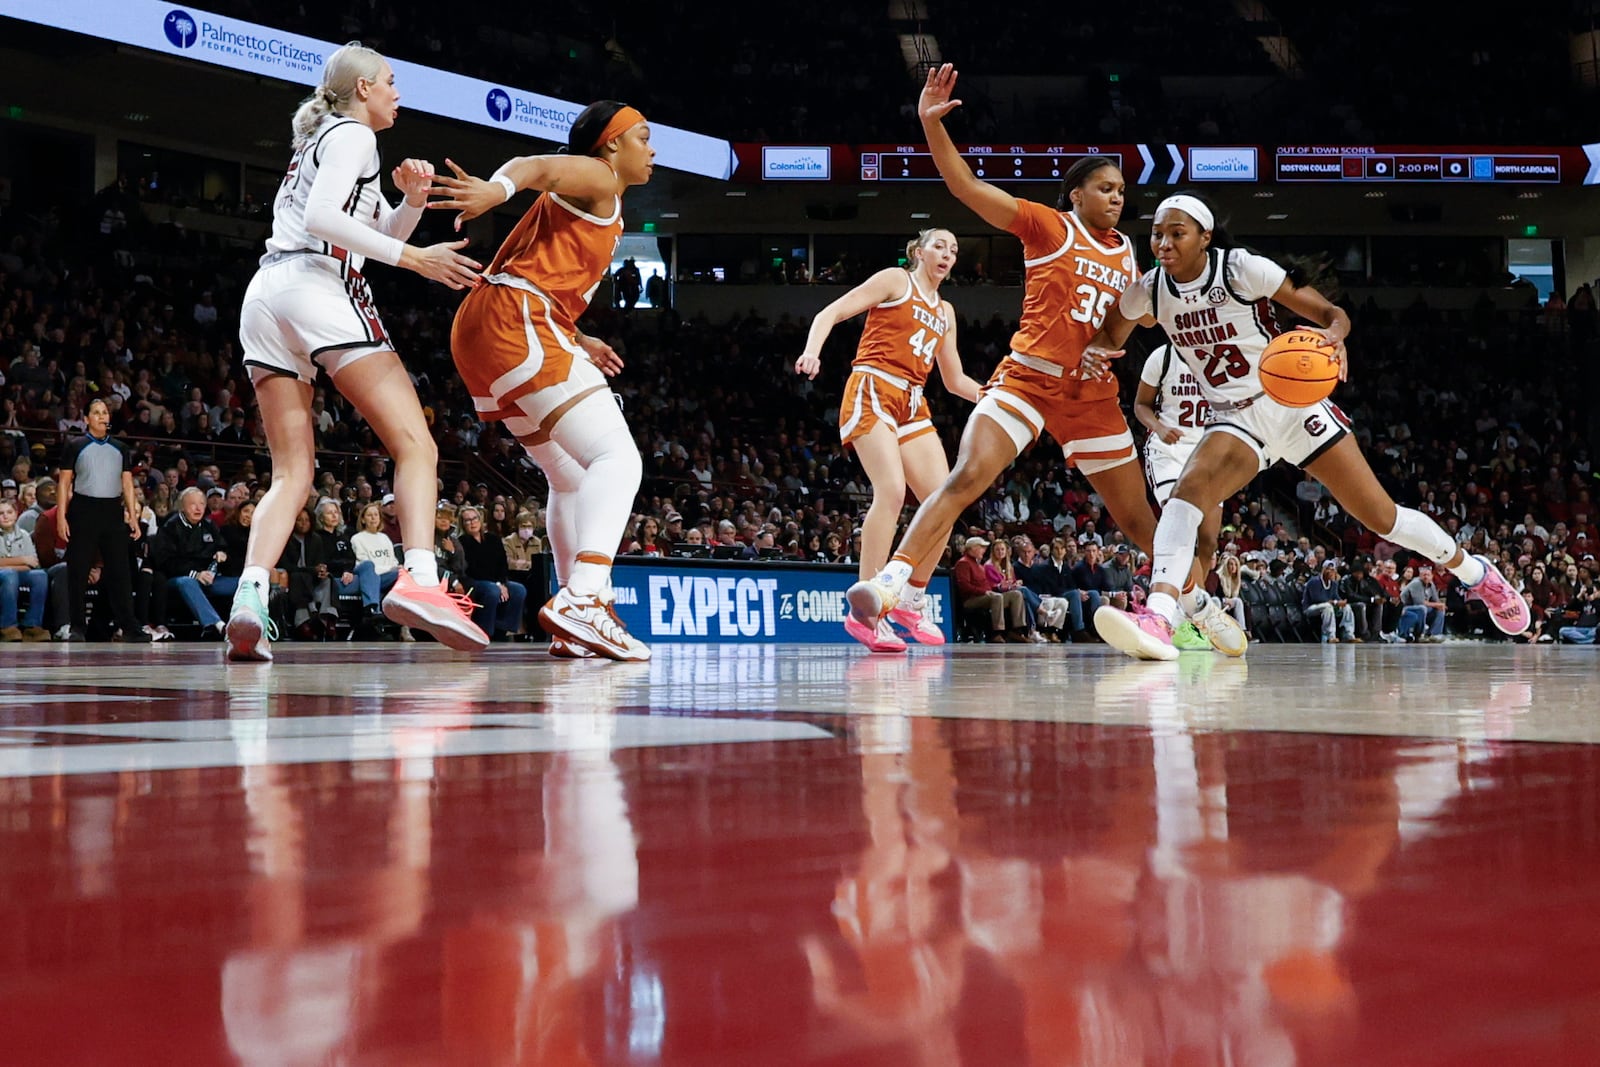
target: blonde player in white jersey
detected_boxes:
[1081,191,1529,660]
[1134,344,1220,652]
[224,42,489,661]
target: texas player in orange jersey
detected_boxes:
[795,228,982,652]
[429,101,653,662]
[845,64,1238,655]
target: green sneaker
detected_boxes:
[1172,620,1212,652]
[226,581,277,662]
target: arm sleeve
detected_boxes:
[304,125,406,267]
[375,195,425,244]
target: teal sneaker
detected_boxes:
[226,581,278,662]
[1172,620,1212,652]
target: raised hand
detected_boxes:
[918,63,963,124]
[392,158,436,205]
[429,158,503,231]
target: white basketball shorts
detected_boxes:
[1206,396,1351,471]
[239,255,393,384]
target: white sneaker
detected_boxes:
[225,581,275,662]
[845,575,900,630]
[539,587,651,661]
[1190,593,1248,658]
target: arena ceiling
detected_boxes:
[4,22,1597,241]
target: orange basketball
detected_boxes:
[1259,330,1340,407]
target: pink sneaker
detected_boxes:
[1465,555,1531,636]
[381,570,490,651]
[1094,605,1180,661]
[844,614,907,653]
[888,604,946,646]
[845,576,899,630]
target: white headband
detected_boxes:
[1155,194,1214,231]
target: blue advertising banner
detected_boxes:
[571,557,955,644]
[0,0,734,179]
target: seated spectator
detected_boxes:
[149,487,231,637]
[1014,535,1069,642]
[350,502,403,623]
[1210,551,1250,636]
[0,499,49,641]
[1098,544,1136,613]
[1398,564,1446,643]
[504,510,542,577]
[1302,561,1357,643]
[276,508,328,636]
[953,536,1025,643]
[985,538,1042,642]
[310,499,356,628]
[433,502,469,594]
[1340,558,1385,642]
[458,504,527,641]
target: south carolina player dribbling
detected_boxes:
[427,102,653,661]
[1086,192,1529,660]
[1136,344,1217,651]
[844,65,1245,658]
[226,43,488,661]
[795,229,981,652]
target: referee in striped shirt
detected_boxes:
[56,398,149,642]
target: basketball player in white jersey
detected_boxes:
[1081,192,1528,660]
[1134,344,1220,651]
[225,42,489,661]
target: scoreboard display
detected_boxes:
[733,142,1600,185]
[856,145,1133,183]
[1274,146,1571,183]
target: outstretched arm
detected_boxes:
[1079,305,1146,380]
[794,268,908,379]
[918,64,1018,232]
[429,154,617,229]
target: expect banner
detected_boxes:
[570,557,956,644]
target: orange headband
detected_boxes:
[590,106,646,153]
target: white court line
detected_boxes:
[0,713,831,778]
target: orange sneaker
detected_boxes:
[539,587,651,661]
[381,570,489,652]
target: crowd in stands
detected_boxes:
[3,178,1599,646]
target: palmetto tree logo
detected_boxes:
[485,89,512,122]
[163,9,198,49]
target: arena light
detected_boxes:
[0,0,735,179]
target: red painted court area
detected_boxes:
[0,643,1597,1066]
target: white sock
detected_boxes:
[239,566,271,596]
[1179,586,1207,617]
[570,558,608,597]
[878,559,913,590]
[1147,591,1180,625]
[404,548,438,586]
[1451,555,1486,586]
[902,584,927,610]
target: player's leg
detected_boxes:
[1305,436,1528,635]
[1098,432,1259,661]
[526,389,650,661]
[851,423,909,581]
[886,427,955,645]
[228,371,313,661]
[845,409,1020,639]
[337,351,488,651]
